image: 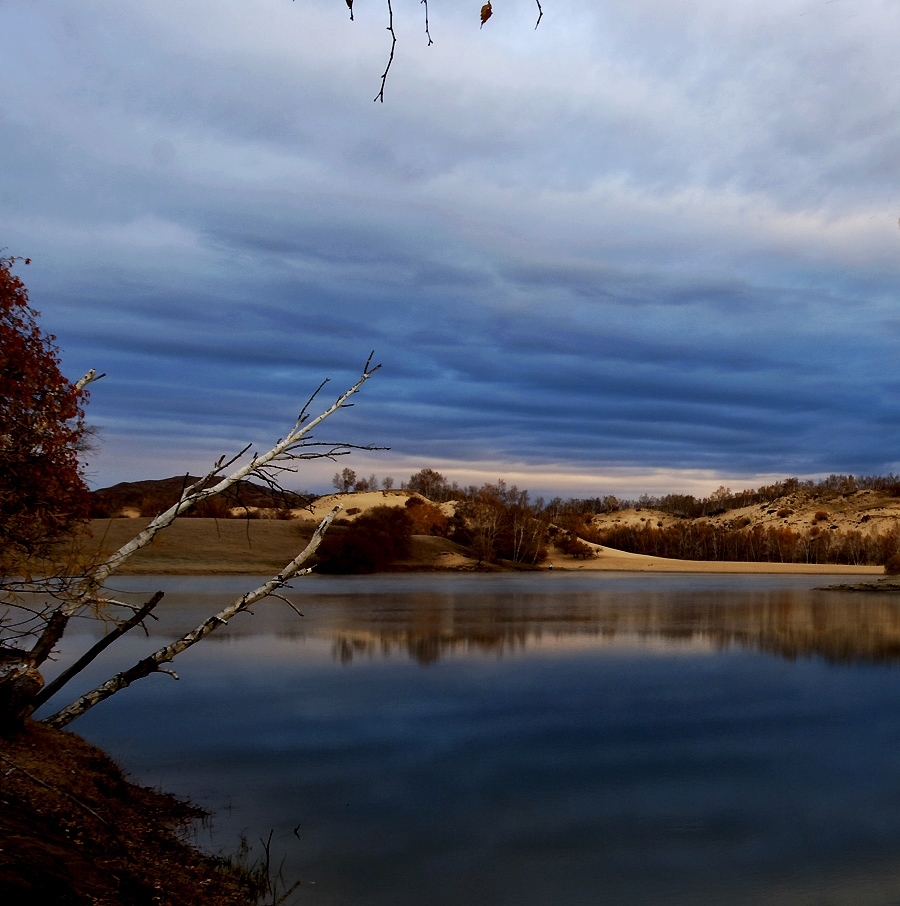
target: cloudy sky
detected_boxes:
[3,0,898,499]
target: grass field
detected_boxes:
[74,517,320,574]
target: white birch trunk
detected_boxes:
[17,357,378,725]
[68,361,377,610]
[43,505,341,729]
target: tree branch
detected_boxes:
[421,0,433,46]
[74,369,105,392]
[374,0,397,103]
[43,507,341,729]
[31,592,163,712]
[68,360,379,605]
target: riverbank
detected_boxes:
[75,518,883,575]
[0,720,260,904]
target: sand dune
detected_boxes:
[81,487,891,576]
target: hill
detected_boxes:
[584,485,900,567]
[82,479,899,572]
[590,486,900,537]
[90,476,310,519]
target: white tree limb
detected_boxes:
[43,505,341,728]
[68,358,379,609]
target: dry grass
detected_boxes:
[74,517,320,574]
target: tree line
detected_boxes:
[314,478,549,572]
[318,468,900,572]
[587,520,900,567]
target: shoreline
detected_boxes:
[77,518,885,577]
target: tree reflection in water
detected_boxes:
[325,588,900,666]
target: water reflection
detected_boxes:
[55,574,900,906]
[95,573,900,667]
[328,591,900,665]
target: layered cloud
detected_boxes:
[2,0,898,497]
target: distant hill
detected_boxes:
[90,476,312,519]
[585,485,900,566]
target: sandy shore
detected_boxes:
[542,550,881,574]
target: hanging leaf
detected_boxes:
[480,2,492,28]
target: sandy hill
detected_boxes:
[304,489,455,520]
[589,487,900,538]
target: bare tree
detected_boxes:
[0,356,381,731]
[332,467,357,493]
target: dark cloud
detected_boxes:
[2,0,899,494]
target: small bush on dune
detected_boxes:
[555,533,595,559]
[315,505,413,573]
[405,497,450,536]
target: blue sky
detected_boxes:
[2,0,898,498]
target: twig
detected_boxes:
[374,0,397,103]
[421,0,433,45]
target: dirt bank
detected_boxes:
[0,720,260,905]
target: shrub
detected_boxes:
[404,497,450,536]
[555,533,595,559]
[885,554,900,575]
[315,505,413,573]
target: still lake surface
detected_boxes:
[39,572,900,905]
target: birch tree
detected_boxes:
[0,355,381,731]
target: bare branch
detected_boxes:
[70,362,379,598]
[31,592,163,711]
[535,0,543,29]
[28,610,69,667]
[374,0,397,104]
[43,506,342,729]
[270,593,304,618]
[421,0,433,46]
[74,369,105,392]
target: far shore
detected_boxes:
[75,518,884,577]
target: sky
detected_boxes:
[2,0,898,500]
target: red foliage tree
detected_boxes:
[0,256,90,573]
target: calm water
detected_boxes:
[38,573,900,905]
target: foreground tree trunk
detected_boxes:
[0,653,44,735]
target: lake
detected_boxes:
[39,573,900,905]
